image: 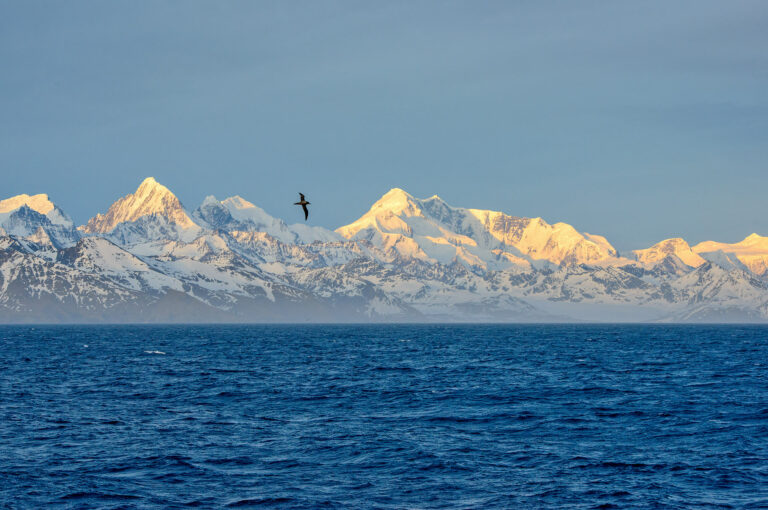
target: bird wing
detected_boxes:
[299,193,305,201]
[302,203,309,220]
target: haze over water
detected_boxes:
[2,324,767,508]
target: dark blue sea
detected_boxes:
[1,325,767,509]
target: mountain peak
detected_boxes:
[82,177,197,234]
[693,233,768,256]
[369,188,420,215]
[338,188,618,268]
[0,193,55,216]
[384,187,409,196]
[378,187,413,201]
[201,195,219,206]
[192,194,340,244]
[222,196,257,210]
[135,176,174,198]
[0,193,78,246]
[634,237,705,268]
[0,192,75,230]
[659,238,691,249]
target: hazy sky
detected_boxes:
[1,1,766,251]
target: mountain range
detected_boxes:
[1,177,767,323]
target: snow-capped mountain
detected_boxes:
[667,262,768,321]
[0,193,80,248]
[692,234,768,276]
[336,188,618,270]
[632,238,706,268]
[81,177,202,243]
[1,177,766,323]
[193,195,341,244]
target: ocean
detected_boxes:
[1,324,767,508]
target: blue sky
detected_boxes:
[1,1,766,251]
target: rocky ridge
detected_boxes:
[1,178,766,322]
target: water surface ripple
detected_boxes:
[1,324,767,508]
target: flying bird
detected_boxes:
[294,193,310,221]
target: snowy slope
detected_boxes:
[193,195,341,244]
[1,181,767,323]
[633,238,706,268]
[337,188,618,269]
[667,262,768,321]
[81,177,202,243]
[57,237,183,292]
[0,193,80,248]
[693,234,768,275]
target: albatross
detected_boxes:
[294,193,310,221]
